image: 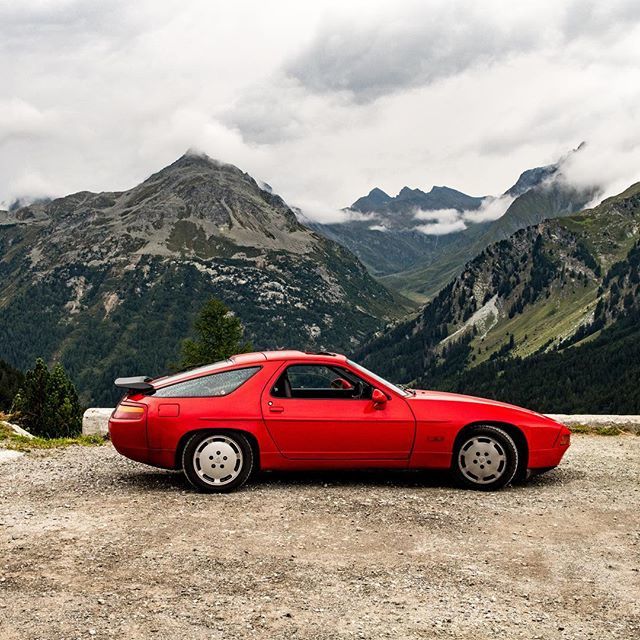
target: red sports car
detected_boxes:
[109,351,570,493]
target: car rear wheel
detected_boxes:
[182,431,254,493]
[452,425,518,491]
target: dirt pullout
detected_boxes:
[0,435,639,639]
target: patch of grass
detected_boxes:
[0,420,106,451]
[0,421,16,439]
[569,423,625,436]
[472,284,598,365]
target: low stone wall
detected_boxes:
[0,449,24,463]
[546,414,640,434]
[82,409,640,437]
[82,408,114,437]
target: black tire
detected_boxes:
[452,425,519,491]
[182,431,254,493]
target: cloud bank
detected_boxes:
[410,193,516,235]
[1,0,640,222]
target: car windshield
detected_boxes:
[347,360,409,397]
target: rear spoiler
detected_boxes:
[114,376,154,393]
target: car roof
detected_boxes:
[152,351,347,387]
[230,350,347,365]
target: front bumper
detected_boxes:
[528,425,571,469]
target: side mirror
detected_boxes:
[372,388,387,407]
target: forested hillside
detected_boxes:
[436,240,640,412]
[358,183,640,412]
[443,306,640,413]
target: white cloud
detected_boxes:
[0,0,639,218]
[463,195,516,223]
[416,220,468,236]
[414,208,460,223]
[412,199,517,234]
[297,205,379,225]
[0,99,58,144]
[283,0,640,102]
[558,137,640,199]
[414,208,467,235]
[285,1,546,102]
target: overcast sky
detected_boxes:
[1,0,640,221]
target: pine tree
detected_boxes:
[180,298,252,368]
[11,359,83,438]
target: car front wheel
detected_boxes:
[182,431,254,493]
[452,425,518,491]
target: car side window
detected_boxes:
[272,365,372,400]
[154,367,260,398]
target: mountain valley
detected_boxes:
[313,148,597,301]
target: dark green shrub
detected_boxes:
[0,359,23,411]
[11,359,83,438]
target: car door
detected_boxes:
[261,362,415,460]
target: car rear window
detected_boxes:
[153,367,260,398]
[152,360,232,386]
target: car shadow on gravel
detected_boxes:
[116,468,188,492]
[257,468,453,489]
[256,467,571,491]
[116,465,569,493]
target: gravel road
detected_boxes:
[1,435,638,639]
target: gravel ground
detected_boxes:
[0,435,638,640]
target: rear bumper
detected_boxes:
[109,419,177,469]
[109,418,151,465]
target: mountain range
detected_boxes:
[1,148,637,413]
[0,152,399,404]
[312,146,597,301]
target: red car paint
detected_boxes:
[109,351,570,476]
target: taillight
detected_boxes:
[558,433,570,446]
[112,404,146,420]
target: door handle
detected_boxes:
[269,406,284,413]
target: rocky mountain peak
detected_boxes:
[398,186,421,199]
[350,187,392,212]
[429,185,459,196]
[137,150,258,197]
[506,164,558,197]
[158,149,239,176]
[11,153,316,264]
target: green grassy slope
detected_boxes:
[444,306,640,413]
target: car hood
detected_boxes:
[407,389,554,422]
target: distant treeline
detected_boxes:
[3,305,640,414]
